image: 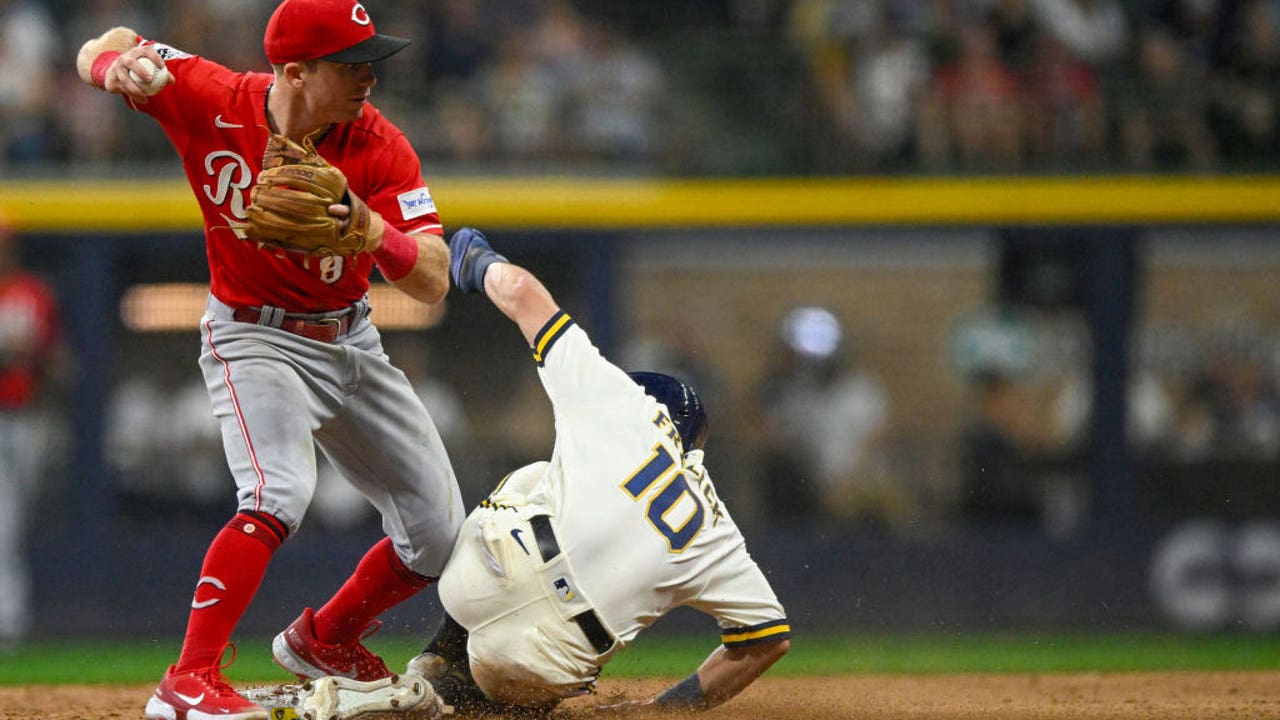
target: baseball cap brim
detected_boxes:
[321,33,411,63]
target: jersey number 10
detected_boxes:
[621,444,705,552]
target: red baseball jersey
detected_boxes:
[0,272,60,409]
[128,40,443,311]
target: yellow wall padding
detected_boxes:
[2,175,1279,232]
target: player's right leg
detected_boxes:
[144,307,325,720]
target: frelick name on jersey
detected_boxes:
[650,410,725,527]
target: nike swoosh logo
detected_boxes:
[214,115,244,129]
[174,691,205,707]
[510,528,529,555]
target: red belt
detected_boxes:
[232,307,352,343]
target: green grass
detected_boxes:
[2,632,1277,686]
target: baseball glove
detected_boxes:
[240,133,383,256]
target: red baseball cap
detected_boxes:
[264,0,410,65]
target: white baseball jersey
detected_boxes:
[438,310,788,700]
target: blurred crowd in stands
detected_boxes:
[7,0,1280,537]
[3,0,1280,175]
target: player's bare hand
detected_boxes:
[324,203,361,245]
[327,203,351,224]
[104,46,170,104]
[326,199,385,252]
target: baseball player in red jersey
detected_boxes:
[0,214,63,647]
[75,2,466,719]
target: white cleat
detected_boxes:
[404,653,448,681]
[297,674,445,720]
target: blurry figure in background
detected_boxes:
[1029,0,1128,69]
[754,306,905,526]
[1207,0,1280,167]
[989,0,1039,72]
[0,0,59,166]
[1046,359,1173,537]
[916,13,1024,170]
[1145,0,1230,69]
[106,364,229,522]
[1185,326,1280,460]
[0,214,64,646]
[1116,24,1216,170]
[106,370,175,513]
[564,13,665,164]
[1020,31,1107,167]
[479,29,569,160]
[421,0,495,88]
[1051,366,1175,456]
[61,0,154,166]
[161,0,274,72]
[791,0,931,171]
[958,370,1042,525]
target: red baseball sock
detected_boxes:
[174,512,287,672]
[312,537,432,644]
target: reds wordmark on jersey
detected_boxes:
[128,41,441,311]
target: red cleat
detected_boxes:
[145,648,267,720]
[272,607,391,681]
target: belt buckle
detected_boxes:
[309,316,343,341]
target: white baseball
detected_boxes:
[128,57,171,96]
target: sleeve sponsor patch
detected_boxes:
[148,42,192,61]
[397,187,437,220]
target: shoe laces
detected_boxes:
[344,620,383,659]
[327,621,386,671]
[190,643,245,698]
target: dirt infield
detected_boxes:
[2,673,1278,720]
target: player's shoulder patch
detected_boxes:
[397,187,436,221]
[146,42,193,62]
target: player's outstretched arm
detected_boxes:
[598,638,789,714]
[676,638,790,710]
[76,26,170,102]
[448,228,559,344]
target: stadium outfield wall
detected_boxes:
[7,176,1280,638]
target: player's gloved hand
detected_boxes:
[239,133,383,257]
[449,227,507,294]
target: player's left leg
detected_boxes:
[274,322,465,681]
